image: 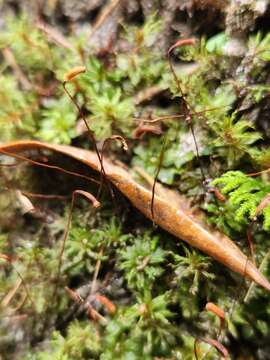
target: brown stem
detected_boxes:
[53,190,100,300]
[167,42,206,183]
[63,82,111,199]
[151,135,167,220]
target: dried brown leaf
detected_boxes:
[1,140,270,291]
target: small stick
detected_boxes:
[246,222,256,265]
[1,279,22,308]
[133,124,162,139]
[37,20,72,49]
[194,337,229,359]
[21,191,68,201]
[1,256,36,312]
[12,266,36,311]
[90,247,104,296]
[2,48,31,90]
[0,162,20,167]
[244,247,270,302]
[94,294,116,314]
[91,137,128,292]
[247,168,270,177]
[134,106,230,125]
[88,0,121,41]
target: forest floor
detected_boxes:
[1,1,270,359]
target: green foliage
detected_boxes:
[0,15,53,72]
[0,13,165,143]
[125,14,162,49]
[212,171,270,229]
[210,115,261,166]
[172,246,215,295]
[38,97,77,144]
[117,14,166,87]
[0,74,37,140]
[205,32,229,55]
[102,292,175,359]
[253,148,270,169]
[247,32,270,76]
[205,200,244,234]
[88,88,134,140]
[3,8,270,360]
[133,123,199,185]
[193,83,236,115]
[117,232,166,293]
[246,84,270,103]
[29,321,101,360]
[65,215,129,276]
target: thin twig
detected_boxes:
[90,247,104,296]
[98,135,128,200]
[63,82,111,199]
[2,48,31,90]
[151,135,167,220]
[247,168,270,177]
[246,222,256,265]
[88,0,121,41]
[56,190,100,281]
[1,279,22,308]
[167,40,206,183]
[37,20,72,49]
[12,265,36,311]
[134,106,230,124]
[54,190,100,300]
[244,247,270,302]
[21,191,68,201]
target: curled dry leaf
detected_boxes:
[1,140,270,291]
[15,190,35,215]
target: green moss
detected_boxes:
[2,8,270,360]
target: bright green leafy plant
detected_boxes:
[212,171,270,230]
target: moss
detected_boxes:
[1,5,270,360]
